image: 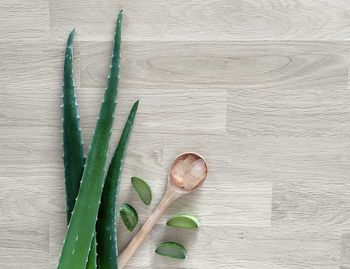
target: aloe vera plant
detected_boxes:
[57,10,124,269]
[96,100,139,268]
[86,238,97,269]
[62,28,97,269]
[62,28,84,224]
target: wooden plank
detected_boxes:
[1,128,349,183]
[49,0,166,41]
[49,0,350,41]
[272,180,350,230]
[0,40,80,89]
[0,0,49,41]
[341,232,350,269]
[0,126,61,177]
[227,86,350,137]
[78,41,349,90]
[150,225,341,268]
[0,176,64,222]
[225,42,350,137]
[0,221,49,269]
[0,86,227,135]
[164,0,350,41]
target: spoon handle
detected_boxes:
[118,190,178,268]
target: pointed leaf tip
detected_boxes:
[66,29,75,48]
[133,100,139,109]
[68,28,75,39]
[117,9,123,20]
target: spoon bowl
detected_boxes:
[118,152,208,268]
[168,152,208,193]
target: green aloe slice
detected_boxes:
[166,215,200,229]
[155,242,187,259]
[120,203,138,232]
[131,176,152,205]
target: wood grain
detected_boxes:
[341,232,350,269]
[0,221,49,269]
[78,41,350,90]
[49,0,350,41]
[49,0,166,41]
[163,0,350,41]
[0,0,49,41]
[2,0,350,268]
[150,224,341,268]
[228,87,350,137]
[272,180,350,229]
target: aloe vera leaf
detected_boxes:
[119,203,139,232]
[62,30,96,269]
[131,176,152,205]
[62,28,85,224]
[96,100,139,269]
[57,10,123,269]
[166,215,200,229]
[155,242,187,259]
[85,236,96,269]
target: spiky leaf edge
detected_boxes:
[96,100,139,268]
[57,10,123,269]
[62,28,84,224]
[62,29,97,269]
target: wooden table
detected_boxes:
[1,0,350,268]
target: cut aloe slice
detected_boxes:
[120,203,138,232]
[166,215,200,229]
[155,242,187,259]
[131,176,152,205]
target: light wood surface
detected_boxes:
[1,0,350,268]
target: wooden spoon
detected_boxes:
[118,152,208,268]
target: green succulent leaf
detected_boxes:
[96,100,139,269]
[120,203,138,232]
[62,28,85,224]
[166,215,200,229]
[131,176,152,205]
[155,242,187,259]
[62,29,96,269]
[57,10,123,269]
[85,236,96,269]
